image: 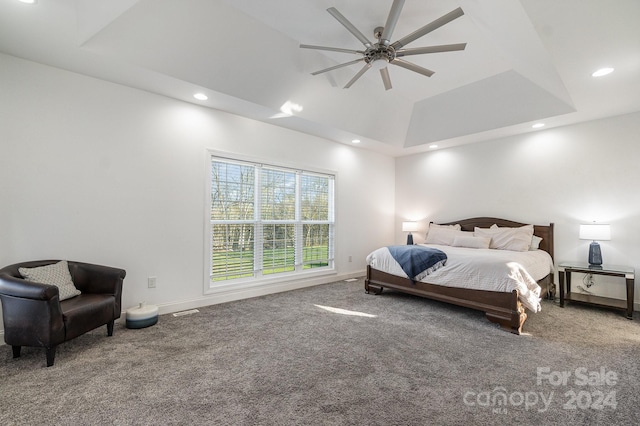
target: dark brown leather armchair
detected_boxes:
[0,260,125,367]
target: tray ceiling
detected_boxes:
[1,0,638,156]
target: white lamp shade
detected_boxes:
[402,221,418,232]
[579,224,611,241]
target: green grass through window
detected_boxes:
[212,246,329,281]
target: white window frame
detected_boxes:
[204,151,336,294]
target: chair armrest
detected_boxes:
[0,273,65,348]
[69,262,125,296]
[0,274,58,300]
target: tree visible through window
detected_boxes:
[209,156,334,283]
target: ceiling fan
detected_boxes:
[300,0,466,90]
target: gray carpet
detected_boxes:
[1,278,639,425]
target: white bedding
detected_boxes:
[366,244,554,312]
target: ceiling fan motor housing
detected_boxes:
[364,44,396,65]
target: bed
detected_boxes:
[365,217,555,334]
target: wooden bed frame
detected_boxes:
[365,217,555,334]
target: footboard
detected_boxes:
[365,265,527,334]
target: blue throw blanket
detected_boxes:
[387,245,447,282]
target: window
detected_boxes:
[208,155,334,285]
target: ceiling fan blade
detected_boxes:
[344,63,372,88]
[395,43,466,57]
[311,58,365,75]
[380,0,405,46]
[380,67,392,90]
[327,7,372,48]
[300,44,364,55]
[391,7,464,49]
[391,58,435,77]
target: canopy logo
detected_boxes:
[463,366,618,415]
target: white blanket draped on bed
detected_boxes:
[366,244,554,313]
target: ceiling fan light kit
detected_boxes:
[301,0,467,90]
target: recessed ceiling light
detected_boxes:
[351,139,361,144]
[18,0,37,3]
[429,144,438,149]
[193,93,208,101]
[592,67,614,77]
[532,123,545,129]
[280,101,303,116]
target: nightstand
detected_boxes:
[558,262,634,319]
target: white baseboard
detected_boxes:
[137,270,366,316]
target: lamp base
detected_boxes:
[406,233,414,245]
[588,241,602,266]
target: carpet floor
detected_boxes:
[1,278,639,425]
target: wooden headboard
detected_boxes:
[437,217,555,261]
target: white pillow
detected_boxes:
[19,260,81,301]
[474,225,534,252]
[425,227,471,245]
[429,223,462,231]
[452,236,491,249]
[490,224,543,251]
[424,222,463,245]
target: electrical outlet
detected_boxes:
[348,256,353,262]
[148,276,157,288]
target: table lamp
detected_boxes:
[402,221,418,245]
[579,224,610,266]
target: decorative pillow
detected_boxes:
[425,227,472,245]
[530,235,543,251]
[452,236,491,249]
[474,225,534,252]
[19,260,81,301]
